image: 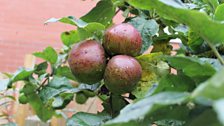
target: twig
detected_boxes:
[36,77,49,91]
[207,41,224,65]
[36,64,54,91]
[115,9,121,16]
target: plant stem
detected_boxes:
[36,77,49,91]
[36,64,54,91]
[207,41,224,65]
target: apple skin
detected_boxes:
[104,55,142,94]
[68,40,106,84]
[103,23,142,57]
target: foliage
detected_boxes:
[1,0,224,125]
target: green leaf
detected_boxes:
[111,95,128,116]
[202,0,219,12]
[39,84,77,110]
[104,92,190,126]
[61,30,80,46]
[78,22,105,40]
[39,87,58,103]
[55,66,76,81]
[34,62,48,75]
[37,73,48,83]
[23,83,55,122]
[0,79,9,91]
[129,17,159,53]
[213,99,224,125]
[12,68,34,82]
[165,56,216,83]
[39,86,77,103]
[8,68,34,87]
[215,4,224,21]
[133,53,162,98]
[154,119,185,126]
[55,53,68,67]
[39,79,79,104]
[136,53,163,70]
[151,105,190,125]
[187,30,207,53]
[186,109,222,126]
[52,96,63,108]
[33,47,58,64]
[192,68,224,100]
[45,16,87,27]
[151,41,173,55]
[67,112,111,126]
[153,74,195,95]
[199,58,223,71]
[81,0,115,26]
[132,70,158,99]
[155,61,170,76]
[48,76,72,89]
[52,93,74,109]
[127,0,224,45]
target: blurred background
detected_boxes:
[0,0,122,72]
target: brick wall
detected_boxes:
[0,0,123,72]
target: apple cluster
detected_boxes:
[68,23,142,94]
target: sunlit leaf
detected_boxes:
[33,47,58,64]
[127,0,224,45]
